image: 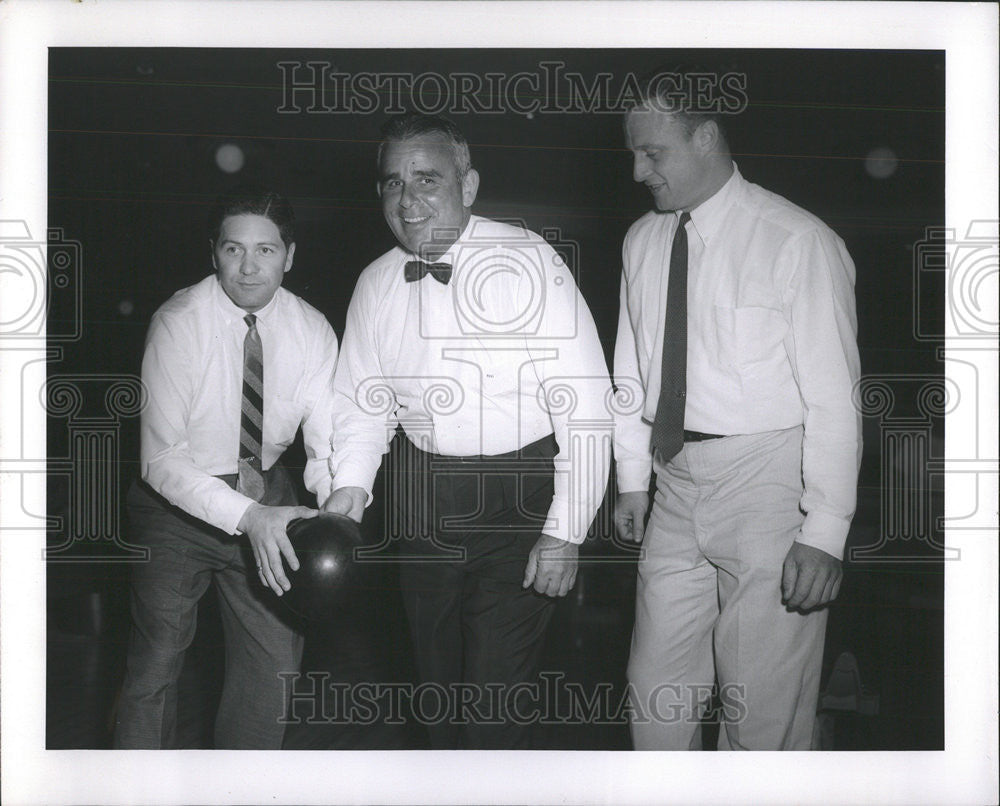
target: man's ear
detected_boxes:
[694,119,720,154]
[284,242,296,274]
[210,240,218,270]
[462,168,480,208]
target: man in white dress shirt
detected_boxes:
[324,114,611,748]
[115,187,338,749]
[613,71,862,749]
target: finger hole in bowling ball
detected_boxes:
[280,512,368,622]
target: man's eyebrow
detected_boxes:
[380,167,444,181]
[218,238,280,247]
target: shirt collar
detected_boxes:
[687,162,743,245]
[212,275,280,328]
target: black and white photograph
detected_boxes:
[1,2,996,805]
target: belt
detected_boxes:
[683,429,727,442]
[416,433,558,464]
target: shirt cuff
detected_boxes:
[312,476,333,509]
[330,462,378,507]
[616,459,652,495]
[796,509,852,560]
[330,468,375,508]
[215,490,256,536]
[541,510,578,545]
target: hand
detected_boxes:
[522,534,579,597]
[614,491,650,544]
[238,503,318,596]
[781,542,843,611]
[322,486,367,522]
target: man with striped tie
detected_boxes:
[115,187,338,749]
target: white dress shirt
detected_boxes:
[331,215,612,544]
[140,275,338,534]
[614,165,862,558]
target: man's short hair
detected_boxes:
[207,186,295,247]
[629,64,742,144]
[377,113,472,177]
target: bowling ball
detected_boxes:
[280,512,368,621]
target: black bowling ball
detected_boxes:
[280,513,367,621]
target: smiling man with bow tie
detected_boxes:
[323,113,611,749]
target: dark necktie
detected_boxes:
[404,260,452,285]
[238,313,265,502]
[651,211,691,462]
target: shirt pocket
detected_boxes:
[734,305,788,368]
[714,305,788,371]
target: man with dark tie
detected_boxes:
[324,113,611,749]
[115,187,338,749]
[613,69,862,749]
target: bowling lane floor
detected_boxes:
[47,527,943,751]
[45,557,638,750]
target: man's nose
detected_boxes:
[633,154,650,182]
[399,182,419,208]
[239,253,258,274]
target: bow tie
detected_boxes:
[404,260,452,285]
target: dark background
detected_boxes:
[46,48,945,750]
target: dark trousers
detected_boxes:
[114,467,304,749]
[396,435,558,749]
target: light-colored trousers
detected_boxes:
[627,426,827,750]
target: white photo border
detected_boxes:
[1,1,997,804]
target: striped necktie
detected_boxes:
[651,211,691,462]
[238,313,265,502]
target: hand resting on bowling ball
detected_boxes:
[279,512,368,621]
[322,486,367,522]
[238,503,318,596]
